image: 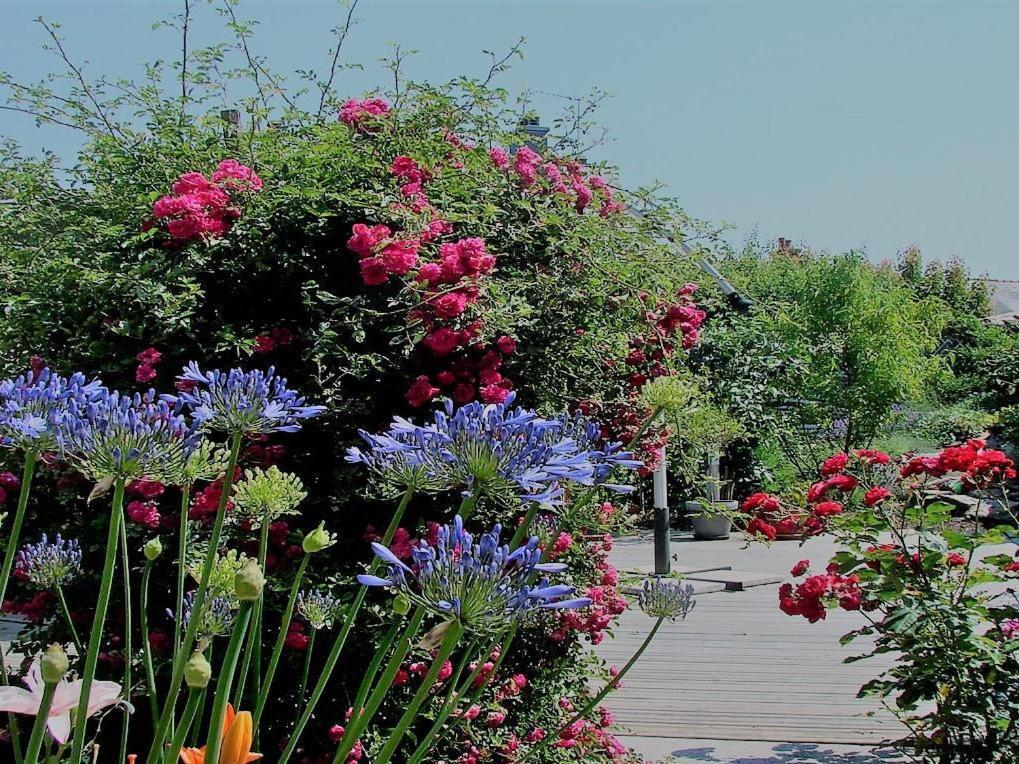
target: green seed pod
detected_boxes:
[143,536,163,561]
[234,558,266,601]
[184,651,213,689]
[302,522,336,554]
[40,644,68,684]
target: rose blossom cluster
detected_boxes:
[252,327,294,356]
[151,159,263,243]
[125,478,165,530]
[490,146,625,217]
[347,153,516,407]
[900,438,1016,488]
[740,491,833,542]
[551,534,626,646]
[585,284,705,476]
[339,97,391,131]
[779,561,863,623]
[135,347,163,384]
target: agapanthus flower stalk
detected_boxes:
[279,485,416,764]
[69,476,127,761]
[166,363,326,435]
[358,515,591,634]
[61,389,199,483]
[521,580,695,762]
[346,394,640,507]
[0,368,103,453]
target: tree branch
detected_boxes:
[316,0,360,119]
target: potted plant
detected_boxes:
[677,404,747,540]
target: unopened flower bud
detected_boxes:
[143,536,163,561]
[184,651,212,689]
[392,593,411,616]
[234,558,266,601]
[40,644,68,684]
[302,523,336,554]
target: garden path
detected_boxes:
[597,533,906,763]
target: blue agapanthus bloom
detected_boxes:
[345,394,640,505]
[169,590,236,639]
[15,533,83,589]
[358,515,591,634]
[0,368,104,453]
[165,363,326,435]
[637,577,696,622]
[60,389,200,482]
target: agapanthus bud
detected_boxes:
[143,536,163,561]
[184,651,213,689]
[40,643,68,683]
[302,522,336,554]
[234,558,265,601]
[392,593,411,616]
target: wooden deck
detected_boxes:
[596,534,905,759]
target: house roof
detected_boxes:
[978,279,1019,325]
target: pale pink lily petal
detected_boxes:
[22,660,43,694]
[0,686,41,715]
[46,711,72,744]
[84,680,124,716]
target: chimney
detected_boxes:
[515,114,549,153]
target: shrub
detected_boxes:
[0,8,710,761]
[777,444,1019,762]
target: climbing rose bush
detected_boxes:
[778,442,1019,762]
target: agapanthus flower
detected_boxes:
[15,534,82,589]
[358,515,590,634]
[0,368,104,453]
[233,466,306,527]
[345,394,639,505]
[637,578,696,621]
[60,389,199,482]
[170,591,236,639]
[297,589,344,630]
[166,363,326,435]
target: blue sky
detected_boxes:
[3,0,1018,277]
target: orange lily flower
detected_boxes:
[179,704,262,764]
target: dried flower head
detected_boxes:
[637,577,696,622]
[297,589,344,630]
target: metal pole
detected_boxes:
[653,446,670,574]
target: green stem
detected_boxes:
[174,483,192,657]
[374,619,464,764]
[235,520,270,708]
[22,679,56,764]
[331,608,426,764]
[0,451,37,764]
[350,617,403,717]
[55,587,83,656]
[251,553,309,727]
[204,601,254,764]
[509,503,539,548]
[166,686,205,764]
[69,475,125,763]
[279,485,415,764]
[189,642,214,747]
[146,431,243,762]
[141,562,159,728]
[406,636,490,764]
[521,617,664,762]
[298,629,315,700]
[463,624,516,708]
[118,518,132,764]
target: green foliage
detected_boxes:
[720,249,945,460]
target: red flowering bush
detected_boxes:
[777,442,1019,761]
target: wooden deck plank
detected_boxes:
[595,534,905,755]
